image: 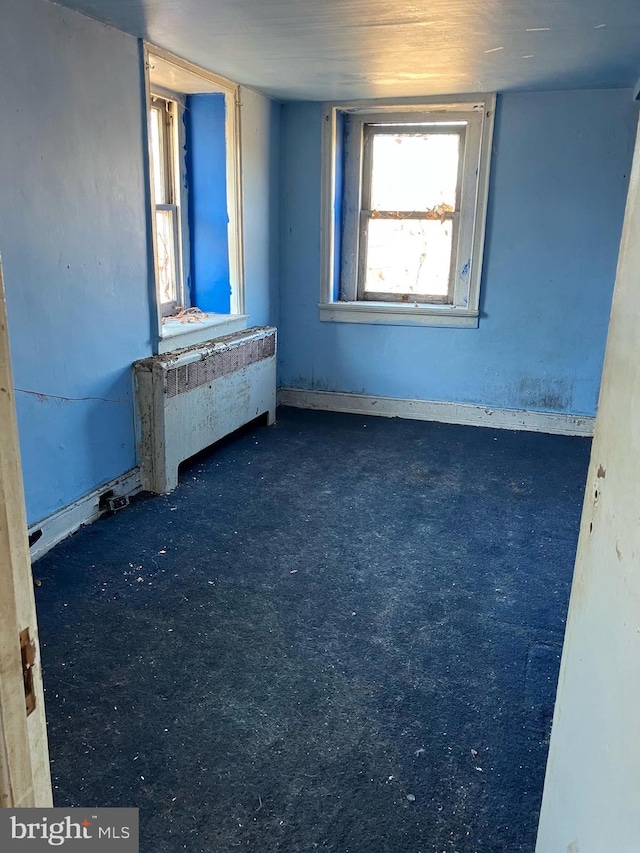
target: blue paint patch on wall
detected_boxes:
[187,93,231,313]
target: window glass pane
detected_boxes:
[155,209,178,305]
[364,218,453,299]
[369,132,460,213]
[149,106,167,205]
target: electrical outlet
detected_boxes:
[106,495,130,513]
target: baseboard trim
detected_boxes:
[278,388,595,437]
[28,468,142,562]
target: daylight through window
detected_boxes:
[149,95,183,315]
[360,123,464,303]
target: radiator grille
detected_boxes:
[164,331,276,399]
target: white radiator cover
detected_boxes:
[134,326,276,494]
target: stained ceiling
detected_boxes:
[52,0,640,101]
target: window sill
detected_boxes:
[157,313,249,354]
[318,302,479,328]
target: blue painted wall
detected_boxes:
[0,0,152,525]
[278,91,638,416]
[1,0,280,525]
[187,93,231,313]
[1,0,634,529]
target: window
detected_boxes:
[144,45,246,354]
[320,96,495,327]
[148,93,185,315]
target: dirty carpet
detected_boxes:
[34,406,590,853]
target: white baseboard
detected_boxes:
[278,388,595,437]
[27,390,593,564]
[28,468,142,562]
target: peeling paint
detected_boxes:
[15,388,121,405]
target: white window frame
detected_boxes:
[148,90,188,316]
[143,44,246,353]
[319,95,496,328]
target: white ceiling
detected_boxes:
[52,0,640,101]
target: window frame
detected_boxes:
[320,95,496,328]
[354,120,466,305]
[148,91,187,316]
[143,44,246,353]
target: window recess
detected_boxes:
[144,44,246,354]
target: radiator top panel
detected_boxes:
[164,328,276,399]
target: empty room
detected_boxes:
[1,0,639,851]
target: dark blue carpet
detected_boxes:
[33,407,590,852]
